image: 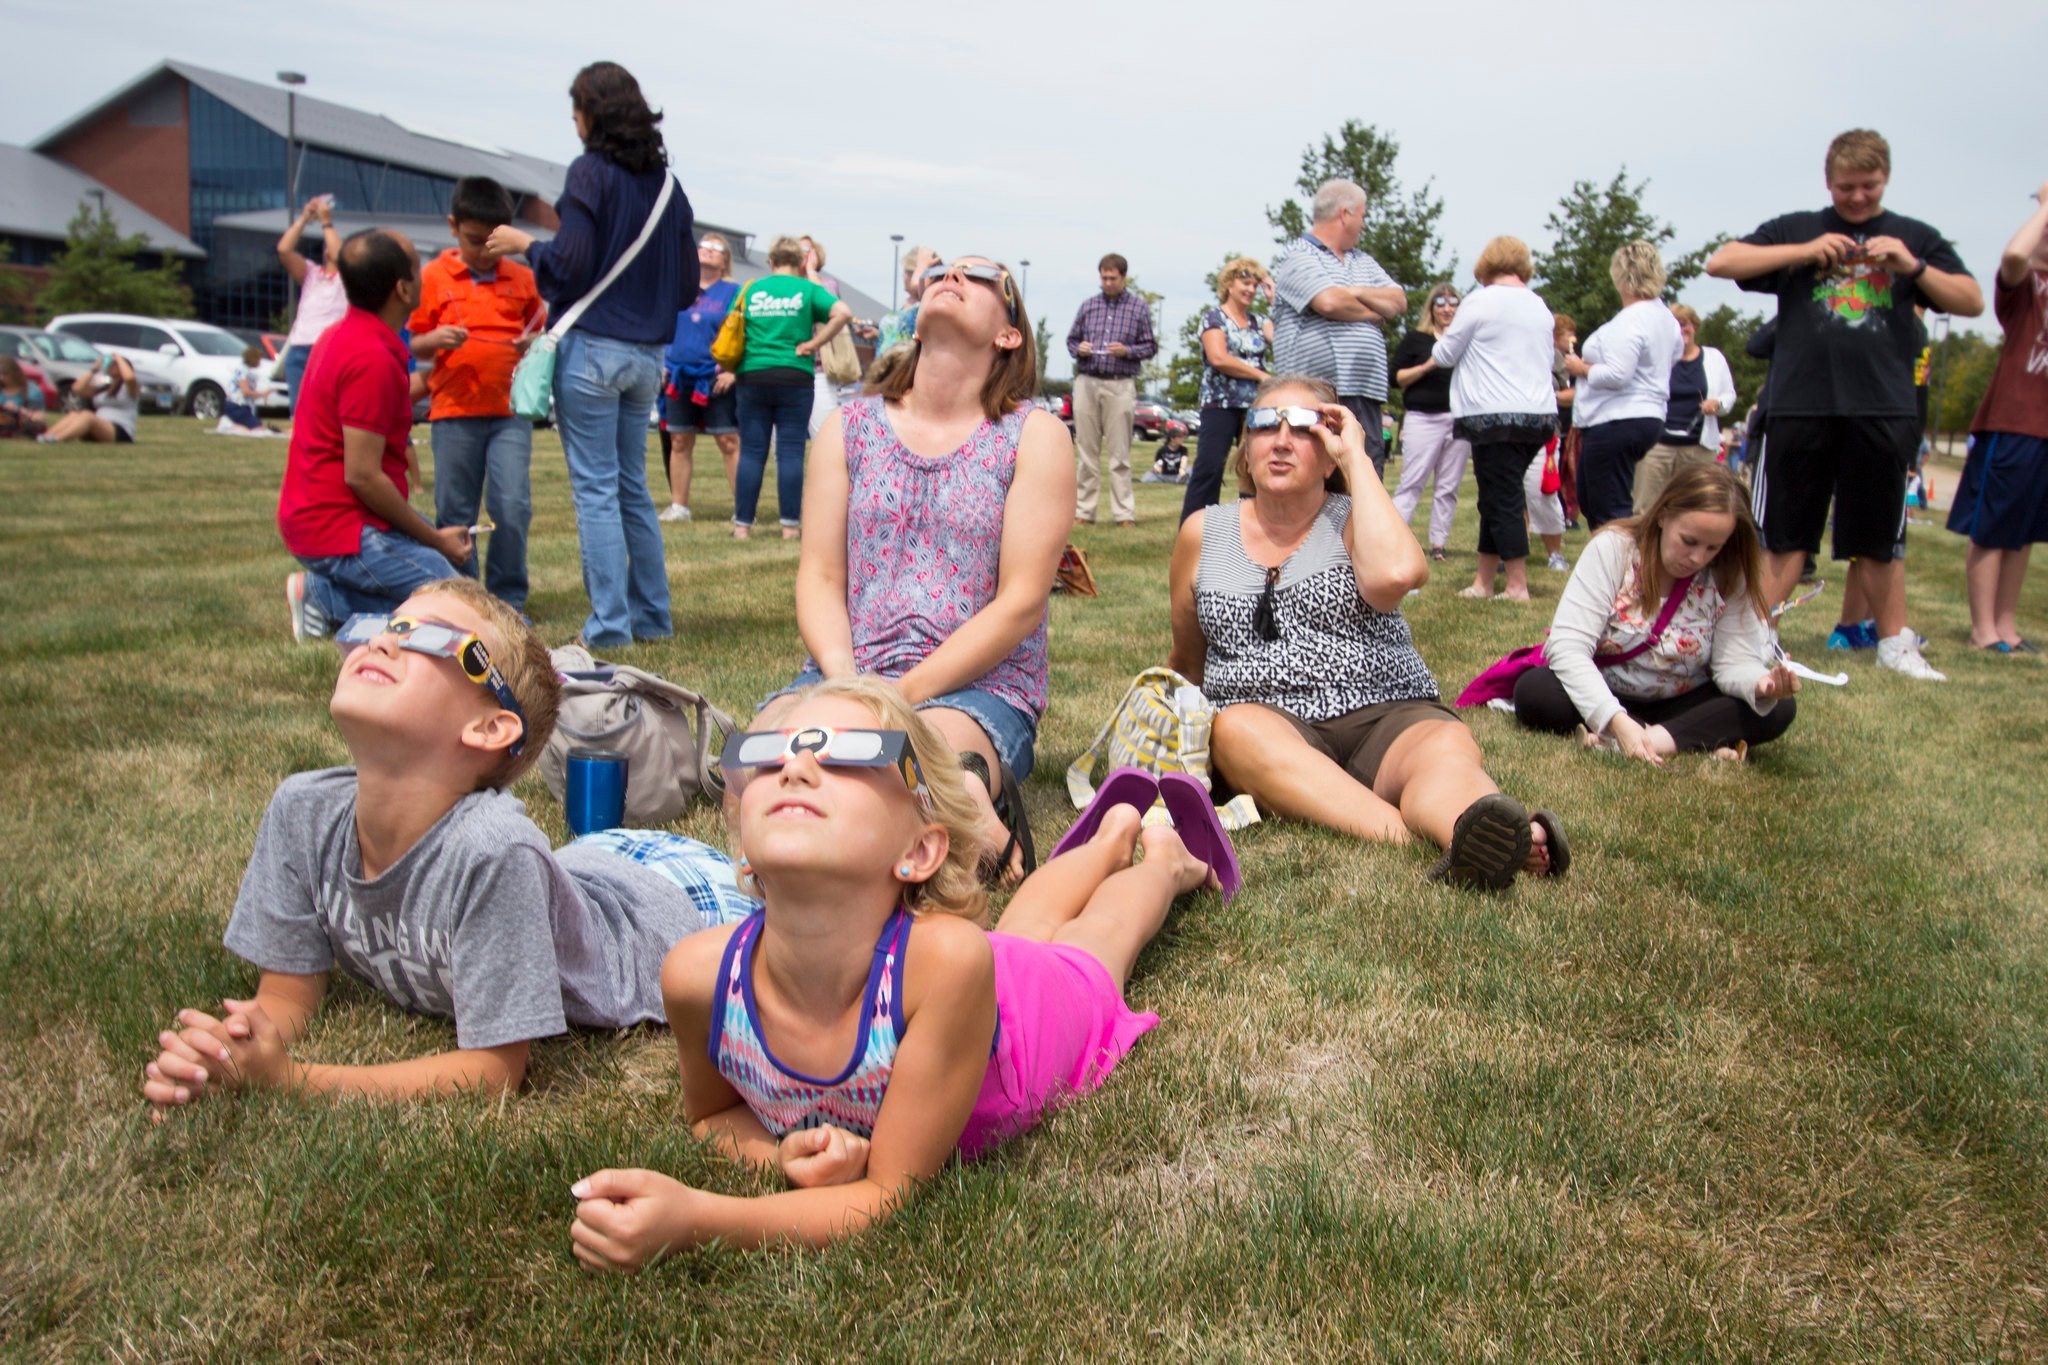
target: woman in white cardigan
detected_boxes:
[1421,236,1558,601]
[1632,303,1737,513]
[1563,241,1683,529]
[1511,463,1799,763]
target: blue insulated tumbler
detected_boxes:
[565,748,628,836]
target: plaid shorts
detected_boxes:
[567,830,760,929]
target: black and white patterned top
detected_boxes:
[1193,495,1439,721]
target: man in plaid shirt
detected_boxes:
[1066,253,1158,525]
[1272,179,1408,481]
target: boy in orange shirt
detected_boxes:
[410,177,546,612]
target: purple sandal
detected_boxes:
[1157,772,1241,902]
[1048,767,1160,862]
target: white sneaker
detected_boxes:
[659,503,693,523]
[285,571,328,644]
[1876,629,1946,681]
[1546,552,1570,572]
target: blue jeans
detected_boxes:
[553,330,672,647]
[431,415,534,611]
[295,525,458,627]
[283,345,313,416]
[733,380,811,528]
[768,669,1040,780]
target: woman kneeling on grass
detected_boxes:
[566,677,1225,1266]
[764,256,1072,885]
[1511,463,1799,763]
[1168,375,1567,889]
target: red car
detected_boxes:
[14,360,59,410]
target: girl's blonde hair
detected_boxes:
[778,675,988,922]
[1611,463,1768,619]
[1418,281,1461,337]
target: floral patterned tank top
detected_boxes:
[815,396,1048,717]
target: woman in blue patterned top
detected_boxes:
[1180,257,1275,522]
[1168,376,1569,889]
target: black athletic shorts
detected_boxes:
[1752,414,1916,563]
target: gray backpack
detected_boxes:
[539,646,736,825]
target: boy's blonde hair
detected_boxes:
[1826,129,1890,181]
[779,675,987,922]
[411,577,559,789]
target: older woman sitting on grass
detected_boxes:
[1512,463,1799,763]
[1168,375,1567,889]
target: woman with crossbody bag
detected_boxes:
[487,62,695,649]
[1510,464,1799,764]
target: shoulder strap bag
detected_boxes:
[511,170,677,422]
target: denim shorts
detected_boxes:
[765,668,1040,780]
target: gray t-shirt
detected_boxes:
[224,768,704,1049]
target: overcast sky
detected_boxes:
[6,0,2040,382]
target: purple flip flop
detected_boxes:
[1157,771,1241,903]
[1049,767,1160,862]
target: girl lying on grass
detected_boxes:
[567,676,1230,1268]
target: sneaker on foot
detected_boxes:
[285,571,328,644]
[1876,629,1946,681]
[659,503,692,522]
[1546,552,1570,572]
[1826,624,1861,651]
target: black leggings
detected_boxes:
[1576,417,1662,530]
[1181,405,1247,523]
[1472,439,1540,561]
[1511,666,1797,753]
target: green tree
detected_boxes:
[37,201,193,320]
[1121,277,1169,397]
[1928,331,2000,441]
[1032,315,1052,391]
[1533,169,1713,337]
[1265,121,1454,326]
[0,242,35,323]
[1694,305,1768,419]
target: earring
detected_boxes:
[737,855,752,874]
[897,865,912,878]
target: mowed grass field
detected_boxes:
[3,416,2046,1362]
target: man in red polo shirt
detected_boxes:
[281,228,472,642]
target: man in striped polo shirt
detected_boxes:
[1066,252,1158,526]
[1272,179,1407,481]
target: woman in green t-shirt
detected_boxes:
[732,235,855,539]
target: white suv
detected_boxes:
[47,314,289,421]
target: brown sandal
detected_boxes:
[1426,793,1531,890]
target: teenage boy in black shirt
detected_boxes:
[1707,128,1982,680]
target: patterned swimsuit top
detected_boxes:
[1193,495,1439,722]
[709,908,909,1139]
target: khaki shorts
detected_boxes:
[1223,697,1462,796]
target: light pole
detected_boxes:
[890,234,904,310]
[1020,259,1030,298]
[278,72,306,331]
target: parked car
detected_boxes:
[47,314,290,421]
[1132,396,1175,440]
[10,359,59,410]
[0,326,98,393]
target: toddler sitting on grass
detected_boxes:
[143,577,755,1116]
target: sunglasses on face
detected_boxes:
[918,262,1019,323]
[1245,405,1328,432]
[720,725,933,812]
[335,614,527,755]
[1433,297,1459,308]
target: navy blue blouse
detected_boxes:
[527,152,698,345]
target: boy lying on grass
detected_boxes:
[143,578,756,1116]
